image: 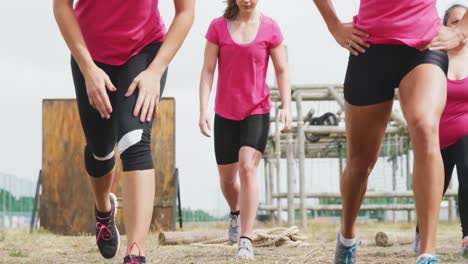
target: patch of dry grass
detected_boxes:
[0,221,465,263]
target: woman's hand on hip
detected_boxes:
[126,69,162,123]
[83,65,116,119]
[425,26,466,51]
[199,111,212,137]
[329,22,370,56]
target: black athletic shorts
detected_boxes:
[344,44,448,106]
[71,43,168,175]
[214,113,270,165]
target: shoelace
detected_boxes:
[95,218,112,242]
[229,215,238,228]
[418,255,442,264]
[125,242,142,264]
[341,243,359,264]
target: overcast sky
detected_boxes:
[0,1,465,212]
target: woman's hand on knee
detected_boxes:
[199,111,212,137]
[83,65,116,120]
[126,70,162,123]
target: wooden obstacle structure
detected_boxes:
[40,98,177,235]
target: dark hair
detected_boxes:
[444,4,467,26]
[224,0,239,20]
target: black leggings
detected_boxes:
[71,43,168,177]
[416,135,468,238]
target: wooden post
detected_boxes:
[268,159,275,221]
[392,156,397,223]
[286,132,295,226]
[30,170,42,233]
[294,91,307,227]
[264,158,271,209]
[375,231,413,247]
[274,103,282,224]
[159,230,227,245]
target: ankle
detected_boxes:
[230,210,240,216]
[95,197,112,213]
[339,227,357,247]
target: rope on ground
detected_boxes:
[191,226,310,248]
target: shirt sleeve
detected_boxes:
[269,19,284,49]
[205,19,220,45]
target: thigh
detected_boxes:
[239,113,270,154]
[344,101,393,161]
[214,114,241,165]
[344,45,400,106]
[71,57,117,156]
[399,63,447,134]
[114,43,169,150]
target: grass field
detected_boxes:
[0,220,465,264]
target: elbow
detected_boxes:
[275,65,287,76]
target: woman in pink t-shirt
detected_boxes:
[198,0,291,260]
[53,1,194,263]
[313,0,468,263]
[413,4,468,258]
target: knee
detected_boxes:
[84,145,115,177]
[409,117,439,153]
[238,162,257,184]
[118,129,153,171]
[346,154,378,179]
[220,174,237,186]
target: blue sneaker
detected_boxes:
[333,232,360,264]
[417,255,441,264]
[461,237,468,258]
[414,232,420,254]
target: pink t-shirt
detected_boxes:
[439,78,468,149]
[74,0,166,65]
[205,15,283,120]
[353,0,441,47]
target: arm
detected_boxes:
[53,0,115,119]
[126,0,195,122]
[270,44,292,133]
[313,0,369,55]
[198,41,219,137]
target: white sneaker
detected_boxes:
[236,237,254,260]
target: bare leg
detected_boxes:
[399,64,446,255]
[238,146,263,237]
[218,163,240,212]
[121,169,155,256]
[90,166,116,213]
[341,100,393,239]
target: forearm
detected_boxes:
[199,70,214,113]
[276,69,291,110]
[313,0,341,32]
[147,9,195,76]
[53,0,95,72]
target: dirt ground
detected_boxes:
[0,221,466,264]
